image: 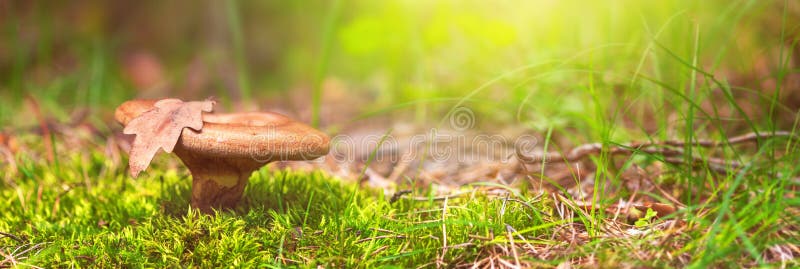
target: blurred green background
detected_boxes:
[1,0,798,137]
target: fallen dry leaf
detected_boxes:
[123,98,214,177]
[635,202,677,218]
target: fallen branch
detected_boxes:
[515,131,797,174]
[0,232,23,244]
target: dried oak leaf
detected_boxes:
[123,99,215,177]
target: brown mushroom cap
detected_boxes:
[115,100,330,161]
[115,99,330,213]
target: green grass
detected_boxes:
[1,132,798,268]
[0,134,558,267]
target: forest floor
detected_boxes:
[1,95,798,268]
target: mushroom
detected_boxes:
[115,99,330,213]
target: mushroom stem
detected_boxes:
[175,147,265,213]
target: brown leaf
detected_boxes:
[634,202,677,218]
[123,98,214,177]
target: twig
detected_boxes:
[0,232,23,244]
[516,131,796,173]
[389,190,413,203]
[13,242,46,258]
[0,248,14,269]
[401,192,472,202]
[369,245,389,257]
[439,196,449,268]
[505,224,521,268]
[354,235,407,244]
[444,242,475,250]
[658,131,796,148]
[369,227,402,234]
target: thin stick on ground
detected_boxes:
[0,232,24,244]
[505,224,521,268]
[516,131,798,174]
[439,196,449,268]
